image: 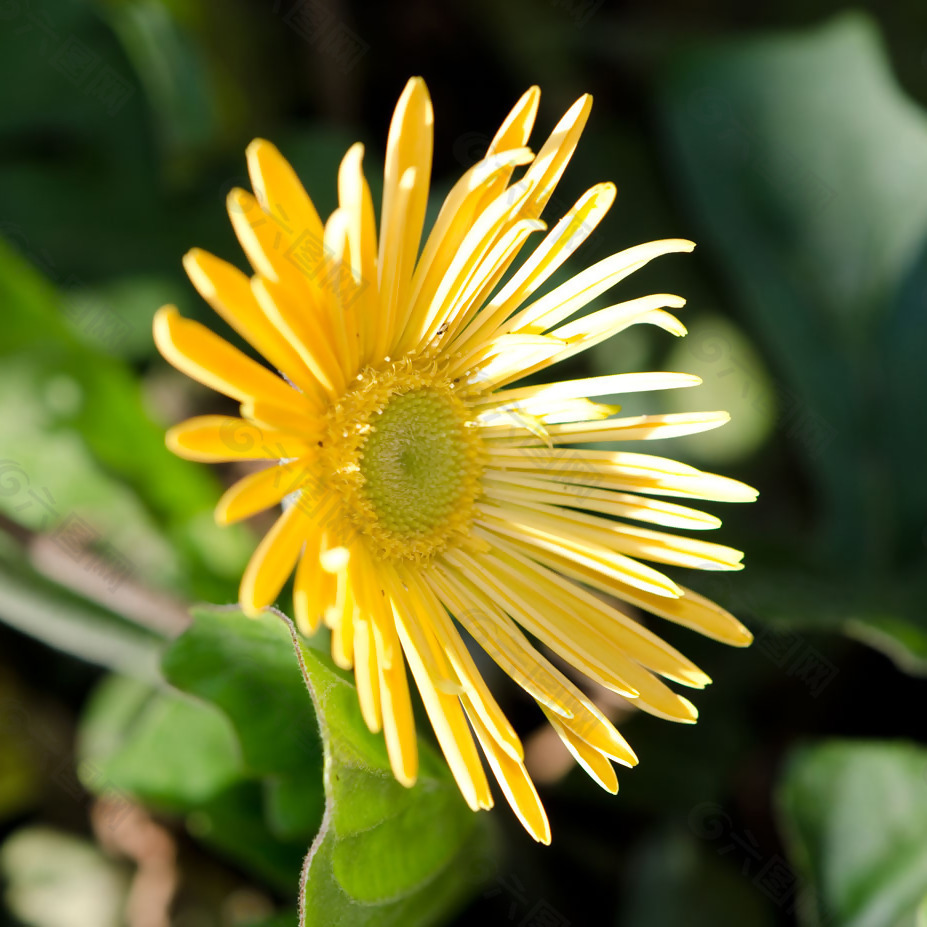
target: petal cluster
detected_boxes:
[154,77,756,842]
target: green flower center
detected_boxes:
[360,389,473,536]
[321,358,484,562]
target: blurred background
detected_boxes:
[1,0,927,924]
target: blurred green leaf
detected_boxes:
[777,740,927,927]
[659,12,927,567]
[98,0,224,171]
[0,235,250,604]
[188,780,309,894]
[250,914,301,927]
[659,13,927,673]
[60,273,188,360]
[160,607,324,890]
[265,776,325,843]
[616,827,775,927]
[79,674,242,809]
[285,612,492,927]
[696,565,927,676]
[662,314,777,465]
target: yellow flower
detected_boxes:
[154,78,756,843]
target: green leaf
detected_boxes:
[162,607,324,779]
[78,675,243,810]
[161,607,492,919]
[161,605,325,884]
[0,234,250,604]
[777,740,927,927]
[661,314,777,465]
[659,13,927,567]
[284,613,493,927]
[187,781,308,893]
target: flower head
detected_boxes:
[154,78,756,843]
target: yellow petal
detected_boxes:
[379,77,433,350]
[485,372,701,409]
[374,600,418,787]
[474,525,711,689]
[542,707,618,794]
[522,93,592,218]
[351,615,382,733]
[153,305,314,411]
[240,399,322,434]
[293,536,330,636]
[215,458,317,524]
[452,182,617,357]
[239,503,313,615]
[166,416,315,462]
[486,86,540,155]
[400,566,523,762]
[484,445,758,503]
[227,188,315,300]
[182,248,322,398]
[251,274,343,396]
[246,138,325,252]
[481,470,723,531]
[513,411,732,445]
[402,176,537,352]
[446,544,696,727]
[372,167,417,361]
[425,218,545,348]
[475,501,682,599]
[327,562,356,670]
[337,142,379,363]
[464,700,550,844]
[506,239,695,336]
[404,147,535,345]
[389,575,493,811]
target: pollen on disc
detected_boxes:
[361,390,472,536]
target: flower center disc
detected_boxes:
[361,390,472,536]
[323,364,483,562]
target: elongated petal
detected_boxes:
[465,701,550,844]
[182,248,322,397]
[246,138,325,248]
[379,77,433,347]
[166,416,315,462]
[215,458,317,524]
[239,503,314,615]
[154,306,316,411]
[506,239,695,335]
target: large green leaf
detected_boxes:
[161,606,326,862]
[163,609,486,927]
[659,13,927,567]
[290,617,493,927]
[162,607,324,780]
[777,740,927,927]
[659,14,927,671]
[161,607,492,921]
